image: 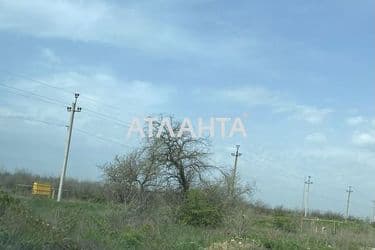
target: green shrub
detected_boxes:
[179,189,223,227]
[272,216,298,233]
[0,190,79,249]
[0,189,20,216]
[121,227,144,247]
[261,238,301,250]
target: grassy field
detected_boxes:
[1,190,375,250]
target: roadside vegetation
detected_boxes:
[1,187,374,249]
[1,117,374,249]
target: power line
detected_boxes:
[0,113,131,149]
[0,83,131,148]
[1,70,144,127]
[0,82,132,128]
[309,188,365,210]
[75,128,131,148]
[85,108,131,127]
[0,69,125,111]
[0,69,73,95]
[0,114,66,128]
[1,87,63,107]
[0,82,67,107]
[240,153,303,180]
[3,77,370,215]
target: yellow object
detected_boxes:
[32,182,52,197]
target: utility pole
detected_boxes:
[372,200,375,223]
[57,93,81,202]
[345,186,353,221]
[304,176,313,217]
[230,145,242,197]
[302,181,306,216]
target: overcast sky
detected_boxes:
[0,0,374,217]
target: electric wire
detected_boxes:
[75,128,131,148]
[0,81,131,127]
[85,108,131,128]
[0,82,67,107]
[0,69,127,111]
[0,114,132,148]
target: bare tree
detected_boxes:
[101,116,212,201]
[146,116,211,194]
[100,148,159,203]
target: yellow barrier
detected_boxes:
[32,182,52,197]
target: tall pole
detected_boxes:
[372,200,375,223]
[230,145,242,197]
[302,181,306,215]
[345,186,353,221]
[304,176,313,217]
[57,93,81,202]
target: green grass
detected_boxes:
[1,191,375,249]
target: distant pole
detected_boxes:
[230,145,242,197]
[345,186,353,221]
[302,181,306,215]
[304,176,313,217]
[372,201,375,223]
[57,93,81,202]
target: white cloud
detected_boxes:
[305,132,327,144]
[352,131,375,147]
[293,146,375,174]
[0,1,184,51]
[281,104,332,124]
[44,71,173,107]
[216,86,279,107]
[346,116,365,126]
[0,66,178,179]
[215,86,332,124]
[41,48,61,64]
[348,117,375,148]
[1,68,176,136]
[0,0,252,58]
[0,107,20,118]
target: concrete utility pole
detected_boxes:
[230,145,242,197]
[345,186,353,221]
[304,176,313,217]
[302,181,306,215]
[57,93,81,202]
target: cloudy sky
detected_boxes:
[0,0,374,217]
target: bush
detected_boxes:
[0,169,106,202]
[179,189,223,227]
[0,190,79,249]
[272,216,298,233]
[261,238,301,250]
[120,227,145,247]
